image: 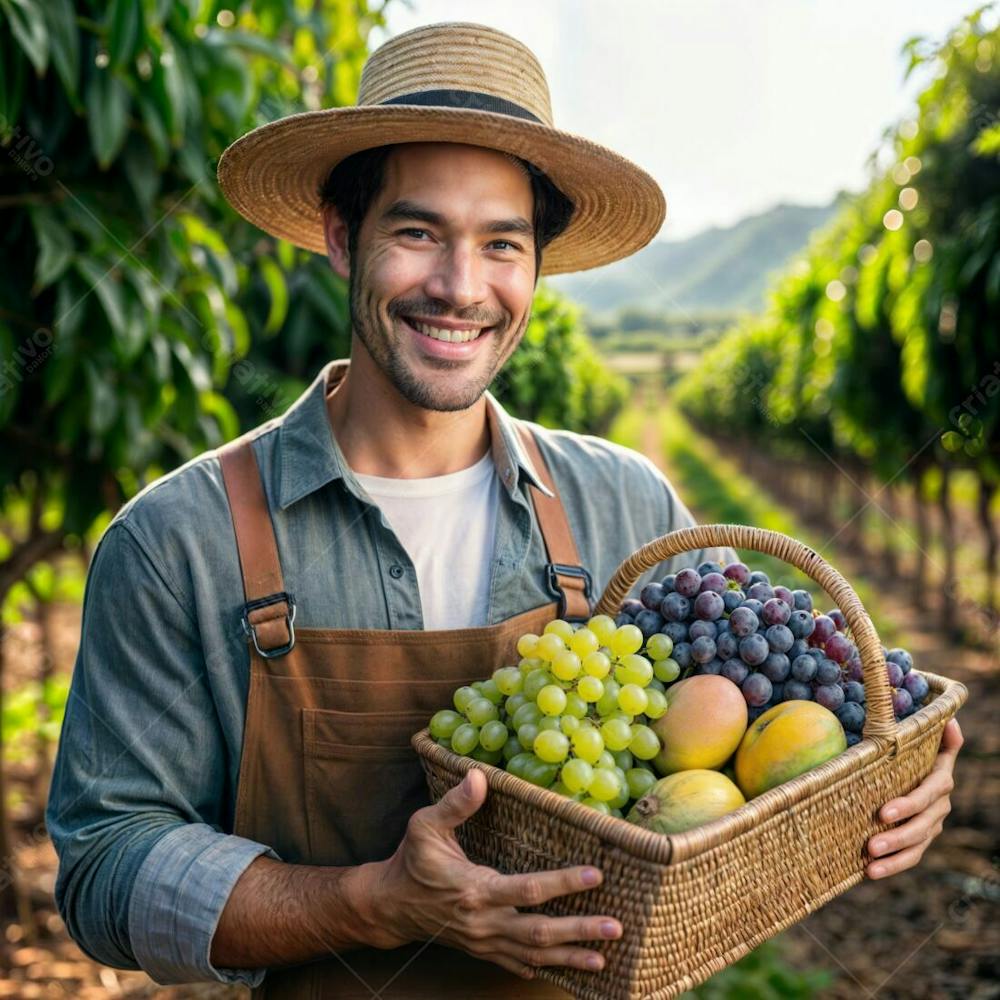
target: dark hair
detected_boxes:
[317,144,575,281]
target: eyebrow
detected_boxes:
[380,199,534,240]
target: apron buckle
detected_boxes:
[241,592,297,658]
[544,563,594,623]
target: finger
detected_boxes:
[869,795,950,858]
[489,938,607,973]
[866,840,928,880]
[503,913,623,949]
[934,718,964,764]
[878,766,954,824]
[484,865,604,908]
[484,951,536,981]
[425,770,487,834]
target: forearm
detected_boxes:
[210,855,389,969]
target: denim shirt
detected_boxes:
[46,359,731,986]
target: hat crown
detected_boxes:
[357,22,554,128]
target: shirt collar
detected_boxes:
[277,359,554,510]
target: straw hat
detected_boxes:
[217,21,666,275]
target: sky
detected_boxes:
[370,0,987,241]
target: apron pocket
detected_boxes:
[302,708,431,866]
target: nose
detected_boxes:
[423,239,489,314]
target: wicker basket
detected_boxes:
[412,525,968,1000]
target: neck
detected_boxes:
[326,344,491,479]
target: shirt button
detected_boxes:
[389,564,404,579]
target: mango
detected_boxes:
[627,769,746,834]
[651,675,748,775]
[735,699,847,799]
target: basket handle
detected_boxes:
[594,524,898,744]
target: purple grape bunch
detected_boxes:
[616,560,933,747]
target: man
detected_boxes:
[48,20,962,999]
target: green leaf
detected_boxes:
[84,68,130,168]
[42,0,78,101]
[258,256,288,335]
[83,359,118,435]
[107,0,143,68]
[0,28,28,129]
[198,389,239,442]
[0,0,49,75]
[29,206,73,290]
[940,430,963,452]
[75,258,126,338]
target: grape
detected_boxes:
[805,647,825,664]
[723,561,751,585]
[696,658,724,675]
[536,632,567,662]
[815,684,844,711]
[762,598,791,626]
[728,607,759,638]
[534,729,570,763]
[634,609,665,640]
[660,574,677,593]
[825,633,853,664]
[835,702,866,734]
[479,720,510,752]
[452,723,480,755]
[518,656,545,675]
[626,767,657,799]
[507,752,533,778]
[740,598,765,617]
[773,585,795,606]
[569,627,600,658]
[582,651,611,680]
[517,633,540,658]
[429,710,465,741]
[697,560,724,576]
[886,648,913,674]
[770,682,785,703]
[493,666,523,696]
[572,725,605,763]
[827,609,847,632]
[587,614,617,646]
[672,641,694,670]
[846,732,862,747]
[742,673,773,707]
[601,718,633,752]
[810,615,836,644]
[618,684,649,715]
[716,631,739,661]
[537,685,568,717]
[761,651,791,682]
[479,679,503,705]
[660,592,691,622]
[611,749,634,772]
[595,679,621,716]
[640,582,666,611]
[721,658,749,685]
[551,650,582,681]
[614,612,634,627]
[581,798,611,814]
[748,570,771,586]
[739,633,770,666]
[517,723,540,750]
[472,746,503,765]
[618,654,654,687]
[644,688,668,718]
[846,657,864,683]
[564,691,588,718]
[630,724,661,762]
[691,635,718,664]
[892,688,914,717]
[560,715,581,735]
[646,633,674,660]
[688,620,718,643]
[562,758,595,794]
[648,677,665,692]
[502,735,523,761]
[765,624,794,653]
[512,702,542,730]
[816,658,842,685]
[522,755,559,788]
[596,750,617,770]
[885,661,905,688]
[453,686,478,714]
[903,671,929,703]
[523,668,554,701]
[748,582,775,603]
[588,769,621,802]
[792,589,813,612]
[674,568,702,597]
[843,680,866,703]
[722,589,745,613]
[544,619,574,641]
[621,599,645,618]
[611,624,644,657]
[466,697,499,726]
[694,591,725,621]
[783,679,812,701]
[536,714,560,732]
[699,572,728,595]
[653,657,680,683]
[661,620,689,644]
[787,610,816,640]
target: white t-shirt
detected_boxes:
[354,450,500,630]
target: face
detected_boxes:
[323,142,537,412]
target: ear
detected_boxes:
[322,204,350,280]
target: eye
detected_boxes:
[398,228,430,240]
[489,240,520,252]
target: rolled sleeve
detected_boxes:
[128,824,278,985]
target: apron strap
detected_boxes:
[218,438,296,658]
[515,424,594,622]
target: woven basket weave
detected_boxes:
[412,525,967,999]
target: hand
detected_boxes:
[367,769,623,979]
[866,718,963,879]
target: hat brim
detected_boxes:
[217,105,666,276]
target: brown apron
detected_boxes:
[218,408,593,999]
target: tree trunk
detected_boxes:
[912,467,929,609]
[882,481,899,578]
[938,465,960,639]
[978,475,999,622]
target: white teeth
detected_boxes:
[410,319,486,343]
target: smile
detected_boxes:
[402,316,492,343]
